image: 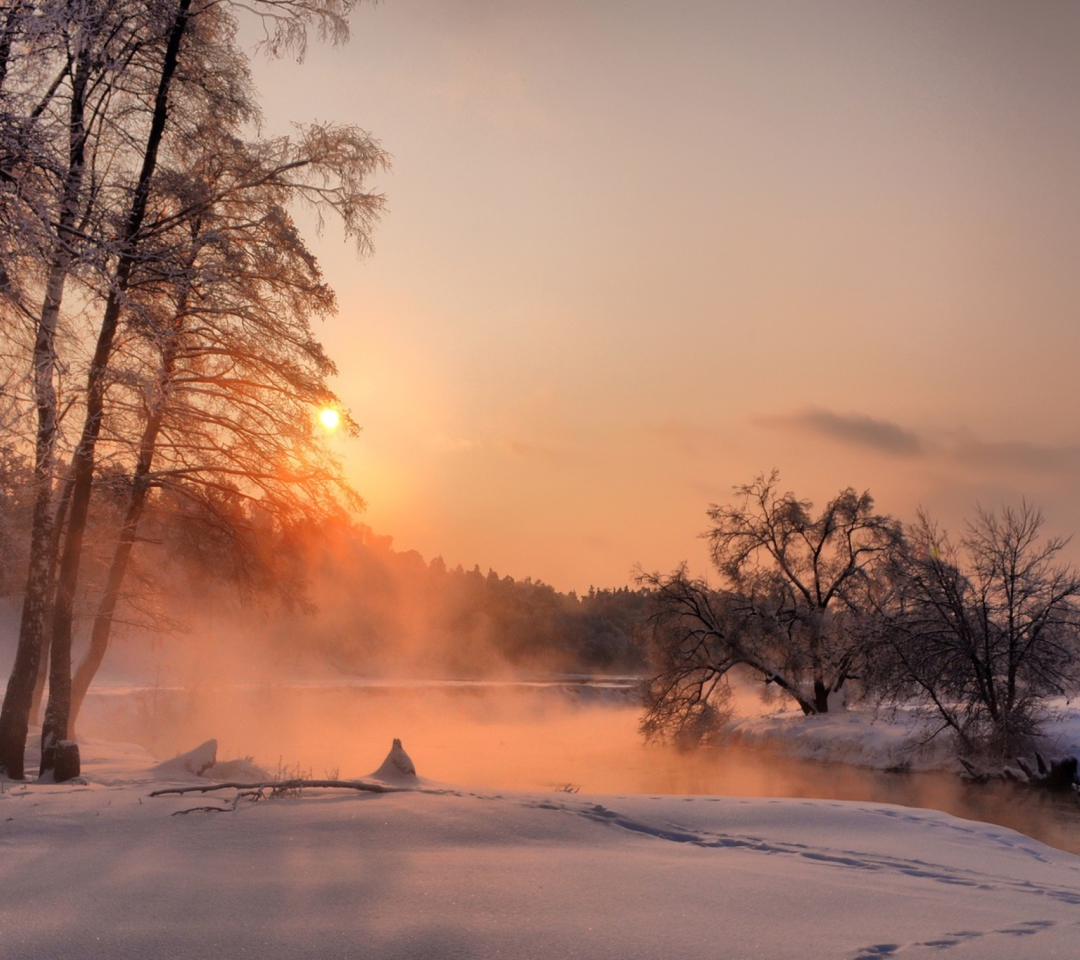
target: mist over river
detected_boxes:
[80,679,1080,856]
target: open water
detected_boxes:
[81,678,1080,855]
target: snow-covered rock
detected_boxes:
[367,738,417,784]
[150,739,218,779]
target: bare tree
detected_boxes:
[0,0,378,779]
[639,566,750,744]
[640,472,902,742]
[0,0,164,779]
[40,0,376,776]
[66,117,384,726]
[874,504,1080,758]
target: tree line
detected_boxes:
[328,523,650,677]
[0,0,385,779]
[640,472,1080,761]
[203,519,651,680]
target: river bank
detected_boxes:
[3,736,1080,960]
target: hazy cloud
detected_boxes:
[952,436,1080,475]
[768,407,1080,477]
[770,409,924,457]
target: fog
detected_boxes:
[6,522,1076,858]
[118,521,648,685]
[77,678,1080,857]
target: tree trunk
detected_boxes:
[70,384,171,727]
[69,486,149,730]
[808,611,829,713]
[0,54,90,779]
[41,0,192,774]
[760,667,818,716]
[812,679,829,714]
[29,474,74,727]
[29,634,49,729]
[70,235,194,731]
[0,494,56,778]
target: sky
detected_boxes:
[246,0,1080,592]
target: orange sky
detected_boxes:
[247,1,1080,592]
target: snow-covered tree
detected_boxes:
[0,0,382,780]
[641,472,903,742]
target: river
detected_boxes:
[82,678,1080,855]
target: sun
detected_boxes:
[318,407,340,430]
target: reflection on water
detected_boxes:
[82,681,1080,855]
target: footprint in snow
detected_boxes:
[849,919,1063,959]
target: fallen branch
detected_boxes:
[171,788,275,814]
[150,778,405,798]
[172,805,234,816]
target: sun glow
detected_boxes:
[319,407,341,430]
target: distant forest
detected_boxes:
[258,522,651,678]
[0,487,650,679]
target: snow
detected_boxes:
[149,738,220,779]
[4,737,1080,959]
[367,737,418,784]
[728,707,954,771]
[727,699,1080,775]
[203,757,271,781]
[146,738,273,783]
[1038,701,1080,763]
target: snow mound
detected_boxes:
[367,738,417,784]
[203,758,269,782]
[75,737,159,785]
[150,739,218,780]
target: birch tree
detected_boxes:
[0,0,166,778]
[67,118,384,726]
[0,0,379,779]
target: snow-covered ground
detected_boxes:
[3,736,1080,959]
[727,698,1080,773]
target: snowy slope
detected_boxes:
[3,741,1080,959]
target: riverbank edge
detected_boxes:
[724,699,1080,777]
